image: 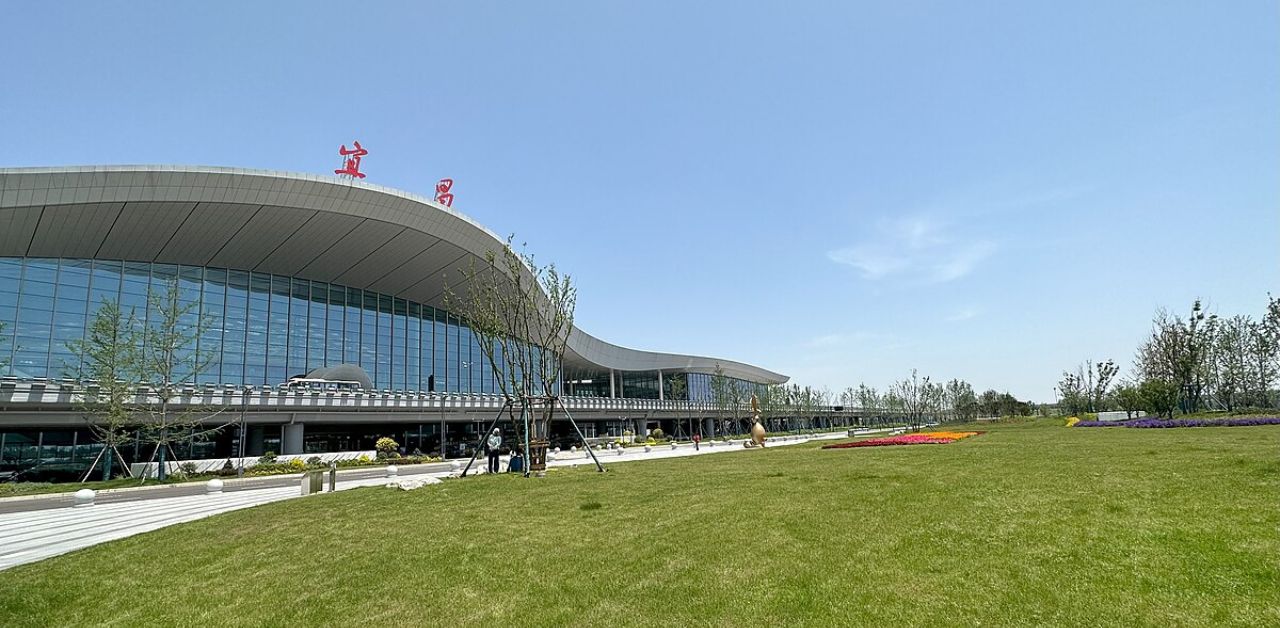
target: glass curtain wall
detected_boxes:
[0,257,508,394]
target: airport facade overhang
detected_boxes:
[0,165,785,388]
[0,166,791,471]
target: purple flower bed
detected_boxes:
[1075,417,1280,428]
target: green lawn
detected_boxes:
[1,420,1277,627]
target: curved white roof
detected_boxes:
[0,165,787,384]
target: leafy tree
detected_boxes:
[709,365,733,436]
[854,383,881,425]
[1247,294,1279,407]
[1139,379,1180,418]
[1113,383,1144,419]
[665,373,691,438]
[946,379,978,422]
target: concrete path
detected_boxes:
[0,428,890,571]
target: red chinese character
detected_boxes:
[334,141,368,179]
[434,178,454,207]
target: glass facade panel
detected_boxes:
[0,256,761,400]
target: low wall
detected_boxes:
[1096,411,1146,422]
[129,450,377,477]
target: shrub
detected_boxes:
[650,428,664,440]
[287,458,306,471]
[179,462,199,475]
[258,451,278,464]
[375,437,399,458]
[305,456,324,467]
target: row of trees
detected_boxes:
[68,282,227,481]
[839,371,1032,428]
[687,364,1035,435]
[1057,295,1280,418]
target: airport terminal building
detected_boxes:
[0,166,789,479]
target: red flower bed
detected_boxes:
[823,431,984,449]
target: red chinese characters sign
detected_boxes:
[434,178,454,207]
[334,141,368,179]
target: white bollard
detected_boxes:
[670,442,678,450]
[386,465,398,478]
[205,478,224,494]
[73,488,95,507]
[450,460,463,473]
[616,447,624,456]
[644,444,652,453]
[570,445,577,453]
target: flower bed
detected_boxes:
[822,431,983,449]
[1074,417,1280,428]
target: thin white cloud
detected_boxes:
[930,242,996,282]
[827,215,995,283]
[945,307,980,322]
[825,247,907,279]
[806,331,890,348]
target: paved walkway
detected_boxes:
[0,428,890,570]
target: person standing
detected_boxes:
[485,428,503,474]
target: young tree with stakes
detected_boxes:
[447,236,601,476]
[135,279,228,481]
[66,299,142,481]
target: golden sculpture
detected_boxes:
[750,394,767,447]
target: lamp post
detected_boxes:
[236,384,250,478]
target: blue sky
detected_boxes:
[3,2,1277,401]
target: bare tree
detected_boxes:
[892,369,932,430]
[757,383,786,433]
[1208,315,1252,411]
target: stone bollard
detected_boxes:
[616,447,624,456]
[644,444,652,453]
[671,442,678,450]
[73,488,95,507]
[205,478,224,494]
[570,445,577,453]
[386,465,398,478]
[450,460,463,474]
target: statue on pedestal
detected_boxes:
[750,394,767,447]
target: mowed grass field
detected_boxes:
[1,421,1277,627]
